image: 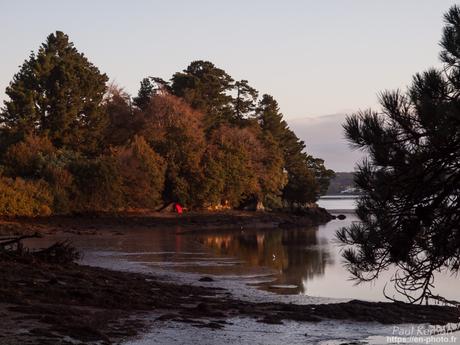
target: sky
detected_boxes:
[1,0,458,171]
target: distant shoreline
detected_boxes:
[320,194,360,198]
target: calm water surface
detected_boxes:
[26,197,460,344]
[27,197,459,302]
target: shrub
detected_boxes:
[0,177,53,217]
[69,156,123,212]
[43,163,74,214]
[114,135,165,209]
[3,134,55,178]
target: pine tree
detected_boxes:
[257,94,333,206]
[233,79,258,120]
[337,5,460,303]
[133,77,169,111]
[257,94,288,140]
[170,60,234,129]
[133,78,155,111]
[1,31,109,155]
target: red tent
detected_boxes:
[174,203,183,214]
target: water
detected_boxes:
[26,196,458,302]
[24,197,460,344]
[317,195,358,212]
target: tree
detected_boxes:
[337,5,460,304]
[114,135,165,208]
[233,79,258,121]
[139,93,207,207]
[2,134,75,214]
[170,60,234,129]
[307,156,335,196]
[133,78,155,111]
[104,84,137,147]
[257,94,289,140]
[1,31,108,155]
[255,130,287,208]
[257,94,332,206]
[202,123,286,209]
[133,77,170,111]
[205,125,261,207]
[3,134,55,179]
[69,155,123,211]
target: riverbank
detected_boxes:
[1,212,459,344]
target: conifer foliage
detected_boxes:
[2,31,108,155]
[337,6,460,303]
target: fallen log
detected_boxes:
[33,241,81,264]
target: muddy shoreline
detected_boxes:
[1,212,459,344]
[0,208,334,236]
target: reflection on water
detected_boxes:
[24,196,459,301]
[195,227,332,294]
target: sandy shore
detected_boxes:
[1,212,459,344]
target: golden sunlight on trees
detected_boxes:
[114,135,165,209]
[0,32,333,216]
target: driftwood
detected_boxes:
[0,233,80,264]
[0,232,42,245]
[33,241,81,264]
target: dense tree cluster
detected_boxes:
[0,31,333,216]
[338,6,460,303]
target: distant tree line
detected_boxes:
[325,172,357,195]
[0,31,334,216]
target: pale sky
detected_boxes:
[1,0,457,170]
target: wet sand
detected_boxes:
[1,212,459,344]
[1,255,459,344]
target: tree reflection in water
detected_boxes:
[196,226,333,294]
